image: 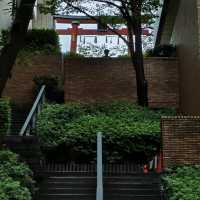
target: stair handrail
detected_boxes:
[96,132,103,200]
[19,85,46,136]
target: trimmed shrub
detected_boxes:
[0,98,11,137]
[36,102,175,163]
[162,166,200,200]
[1,29,60,54]
[24,29,60,54]
[145,44,176,57]
[33,75,64,103]
[65,52,84,58]
[0,150,35,200]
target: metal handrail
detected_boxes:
[96,132,103,200]
[19,85,46,136]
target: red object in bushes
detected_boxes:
[143,164,148,173]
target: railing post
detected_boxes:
[96,132,103,200]
[19,85,46,136]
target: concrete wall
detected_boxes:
[0,0,12,32]
[32,0,54,29]
[161,116,200,168]
[170,0,200,115]
[64,58,179,108]
[0,0,54,34]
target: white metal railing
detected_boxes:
[96,132,103,200]
[19,85,46,136]
[148,151,163,173]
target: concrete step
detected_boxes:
[37,193,161,200]
[37,172,161,200]
[39,187,160,195]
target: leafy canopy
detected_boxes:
[40,0,161,44]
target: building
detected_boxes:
[0,0,54,33]
[156,0,200,115]
[31,0,54,29]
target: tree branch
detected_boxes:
[64,1,129,45]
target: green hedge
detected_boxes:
[145,44,176,57]
[0,150,35,200]
[36,102,175,163]
[33,75,64,103]
[24,29,60,54]
[0,98,11,137]
[162,166,200,200]
[0,29,60,54]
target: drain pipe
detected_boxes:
[96,132,103,200]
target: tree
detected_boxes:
[0,0,36,96]
[42,0,160,106]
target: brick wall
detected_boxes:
[3,55,61,108]
[2,56,179,109]
[64,57,179,108]
[161,116,200,168]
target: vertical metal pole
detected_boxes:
[96,132,103,200]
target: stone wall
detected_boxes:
[161,116,200,168]
[2,55,61,108]
[64,57,179,108]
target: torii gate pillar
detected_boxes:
[70,21,80,53]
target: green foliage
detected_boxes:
[33,75,64,103]
[118,54,130,58]
[0,30,9,47]
[0,150,35,200]
[162,166,200,200]
[24,29,60,54]
[64,52,84,58]
[0,98,11,137]
[78,43,128,57]
[36,102,175,162]
[145,44,176,57]
[1,29,60,54]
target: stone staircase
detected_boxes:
[36,171,161,200]
[104,173,161,200]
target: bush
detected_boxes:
[145,44,176,57]
[33,75,64,103]
[24,29,60,54]
[65,52,84,58]
[0,98,11,137]
[0,150,35,200]
[0,30,9,47]
[162,166,200,200]
[36,102,175,163]
[1,29,60,54]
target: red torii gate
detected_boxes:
[54,15,150,53]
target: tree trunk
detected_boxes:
[127,20,148,106]
[0,0,36,96]
[133,23,148,107]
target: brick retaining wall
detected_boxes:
[161,116,200,168]
[3,56,179,108]
[64,57,179,108]
[2,55,61,108]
